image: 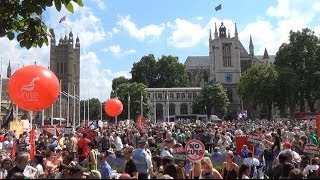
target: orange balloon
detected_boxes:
[104,98,123,117]
[8,65,60,111]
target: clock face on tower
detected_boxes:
[225,74,233,83]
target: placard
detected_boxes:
[247,134,261,146]
[172,143,187,167]
[185,139,205,162]
[303,144,320,155]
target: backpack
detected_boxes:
[307,170,319,179]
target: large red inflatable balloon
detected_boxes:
[8,65,60,111]
[104,98,123,117]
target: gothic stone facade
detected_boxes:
[47,30,80,124]
[147,22,275,121]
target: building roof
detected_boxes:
[238,40,251,58]
[184,56,210,68]
[255,55,276,64]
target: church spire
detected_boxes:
[263,48,269,59]
[214,22,218,39]
[7,60,11,78]
[249,35,254,57]
[234,23,238,39]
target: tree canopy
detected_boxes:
[274,28,320,112]
[131,54,189,88]
[192,83,229,118]
[0,0,83,49]
[238,64,278,119]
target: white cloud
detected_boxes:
[80,51,131,101]
[117,15,165,41]
[103,45,136,56]
[239,0,320,55]
[167,17,236,48]
[90,0,106,10]
[168,18,207,48]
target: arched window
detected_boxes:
[180,103,188,115]
[223,43,232,67]
[169,103,175,116]
[156,104,164,120]
[227,89,233,103]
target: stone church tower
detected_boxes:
[209,22,242,110]
[48,30,80,124]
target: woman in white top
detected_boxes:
[199,156,222,179]
[303,158,319,177]
[33,154,45,179]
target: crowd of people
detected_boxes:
[0,118,318,179]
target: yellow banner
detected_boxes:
[9,120,24,136]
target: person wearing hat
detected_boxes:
[277,141,301,165]
[54,146,63,166]
[132,138,152,179]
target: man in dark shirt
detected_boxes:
[6,152,30,179]
[123,146,138,178]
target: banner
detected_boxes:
[10,120,24,137]
[40,125,56,136]
[235,135,255,156]
[303,144,320,156]
[172,144,186,167]
[77,129,96,140]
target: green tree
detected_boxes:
[130,54,189,88]
[80,98,104,121]
[238,64,278,120]
[131,54,158,87]
[274,28,320,112]
[192,83,229,118]
[110,82,152,121]
[0,0,83,49]
[112,76,131,91]
[157,55,189,88]
[274,68,299,118]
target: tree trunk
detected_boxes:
[307,99,316,112]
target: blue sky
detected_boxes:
[1,0,320,101]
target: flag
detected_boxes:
[137,116,145,132]
[215,4,222,11]
[29,129,36,160]
[2,106,13,128]
[11,141,16,160]
[59,15,67,23]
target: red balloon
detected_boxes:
[8,65,60,111]
[104,98,123,117]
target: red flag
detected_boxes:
[29,129,36,160]
[59,15,67,23]
[11,142,16,160]
[137,116,145,131]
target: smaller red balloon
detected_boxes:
[104,98,123,117]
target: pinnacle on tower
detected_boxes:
[214,22,218,39]
[234,23,238,38]
[249,35,254,57]
[209,29,212,41]
[263,48,269,59]
[7,60,11,78]
[228,29,230,38]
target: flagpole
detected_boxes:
[30,111,33,129]
[154,90,156,123]
[0,58,2,122]
[87,90,90,125]
[100,92,102,121]
[59,80,62,126]
[128,92,130,121]
[42,110,44,126]
[140,91,143,117]
[78,94,80,127]
[67,83,70,126]
[167,90,169,122]
[73,84,76,130]
[83,89,86,127]
[51,104,53,125]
